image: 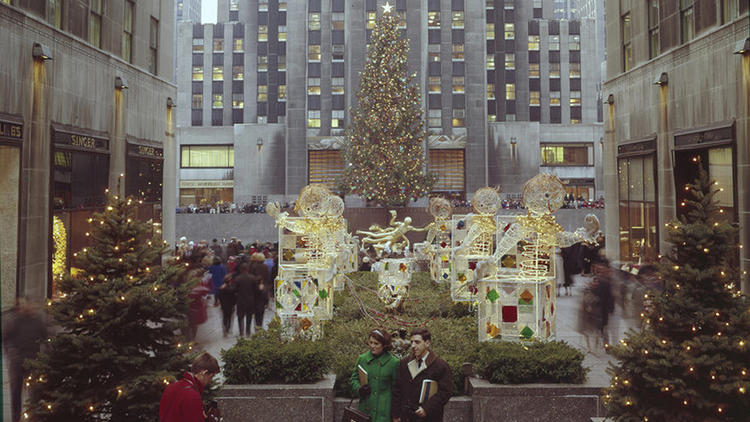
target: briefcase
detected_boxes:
[340,406,371,422]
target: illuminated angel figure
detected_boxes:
[492,173,584,280]
[357,210,427,257]
[456,187,500,256]
[575,213,603,247]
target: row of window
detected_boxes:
[191,86,287,110]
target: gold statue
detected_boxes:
[357,210,427,257]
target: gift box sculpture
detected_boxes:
[478,174,584,341]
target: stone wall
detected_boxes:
[175,208,605,246]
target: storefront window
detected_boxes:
[675,146,736,222]
[618,155,658,264]
[127,157,163,203]
[53,150,109,209]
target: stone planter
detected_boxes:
[216,374,335,422]
[469,377,605,422]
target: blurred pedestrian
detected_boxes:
[578,254,615,352]
[249,253,270,331]
[3,298,48,422]
[207,256,226,306]
[234,261,258,337]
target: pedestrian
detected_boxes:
[350,329,400,422]
[159,352,220,422]
[209,238,223,261]
[3,298,48,422]
[578,254,615,353]
[264,250,276,304]
[207,256,226,306]
[391,328,453,422]
[234,260,258,337]
[249,252,270,331]
[218,267,238,337]
[186,273,211,341]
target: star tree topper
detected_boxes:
[382,1,393,13]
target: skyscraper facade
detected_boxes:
[175,0,603,207]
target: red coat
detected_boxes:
[159,372,205,422]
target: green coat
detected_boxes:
[350,351,399,422]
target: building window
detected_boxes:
[232,93,244,109]
[257,55,268,71]
[505,53,515,70]
[308,78,321,95]
[505,83,515,100]
[529,63,540,77]
[541,144,590,165]
[622,13,632,71]
[259,0,268,11]
[618,154,658,264]
[308,150,345,189]
[504,23,515,40]
[486,55,495,69]
[233,65,244,80]
[680,0,694,43]
[278,85,287,100]
[428,109,441,128]
[230,0,239,11]
[549,35,559,51]
[122,1,134,62]
[257,85,268,101]
[486,23,495,39]
[192,38,204,53]
[648,0,659,59]
[529,91,540,105]
[212,94,223,108]
[549,91,560,105]
[279,25,287,41]
[452,43,464,60]
[192,66,204,81]
[279,1,287,11]
[487,83,495,99]
[180,145,234,168]
[396,10,406,28]
[429,149,465,192]
[332,78,345,95]
[452,11,464,28]
[278,55,286,71]
[429,44,440,62]
[549,62,560,78]
[452,109,465,127]
[570,91,581,106]
[309,12,321,30]
[258,25,268,41]
[367,11,377,29]
[721,0,739,23]
[568,34,580,50]
[452,76,465,93]
[149,17,159,74]
[213,38,224,52]
[528,35,540,50]
[308,45,321,61]
[89,0,102,48]
[192,94,203,109]
[233,38,243,52]
[570,62,580,78]
[332,13,345,30]
[428,11,441,27]
[332,44,344,61]
[212,65,223,81]
[428,76,441,93]
[331,110,345,129]
[48,0,63,28]
[674,145,736,222]
[488,114,496,122]
[308,110,321,128]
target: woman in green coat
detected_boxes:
[350,329,400,422]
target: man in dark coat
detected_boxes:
[234,261,258,337]
[392,328,453,422]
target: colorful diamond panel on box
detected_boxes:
[478,278,556,341]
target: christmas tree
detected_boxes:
[342,2,435,208]
[26,194,195,421]
[604,163,750,421]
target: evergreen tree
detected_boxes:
[342,3,435,208]
[26,194,194,421]
[604,163,750,421]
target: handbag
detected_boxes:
[341,399,371,422]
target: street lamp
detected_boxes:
[115,75,129,90]
[653,72,668,86]
[605,94,615,105]
[733,37,750,55]
[166,97,176,108]
[32,42,53,61]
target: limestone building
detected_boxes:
[174,0,604,208]
[602,0,750,291]
[0,0,177,308]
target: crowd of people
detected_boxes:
[175,237,278,341]
[176,202,292,214]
